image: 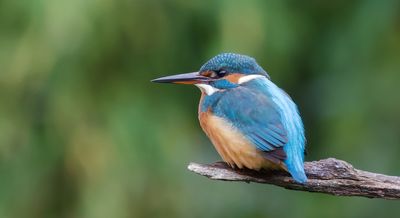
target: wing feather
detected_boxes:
[213,84,288,161]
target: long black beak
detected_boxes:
[151,72,210,84]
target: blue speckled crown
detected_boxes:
[200,53,269,78]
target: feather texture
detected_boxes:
[198,76,307,183]
[199,110,284,170]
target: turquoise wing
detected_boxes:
[212,85,288,163]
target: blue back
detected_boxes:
[200,77,307,183]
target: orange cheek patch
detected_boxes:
[200,70,213,77]
[225,73,243,84]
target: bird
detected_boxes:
[152,53,307,183]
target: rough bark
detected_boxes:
[187,158,400,200]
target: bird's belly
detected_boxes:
[199,113,279,170]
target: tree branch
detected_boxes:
[187,158,400,200]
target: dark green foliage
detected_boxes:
[0,0,400,217]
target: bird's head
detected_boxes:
[152,53,269,95]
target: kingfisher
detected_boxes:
[152,53,307,183]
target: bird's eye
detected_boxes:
[215,70,228,77]
[203,69,228,78]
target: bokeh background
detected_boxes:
[1,0,400,217]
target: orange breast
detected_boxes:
[198,110,281,170]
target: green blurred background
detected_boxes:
[1,0,400,217]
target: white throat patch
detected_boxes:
[195,84,220,96]
[238,75,265,84]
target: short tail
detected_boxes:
[286,161,307,183]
